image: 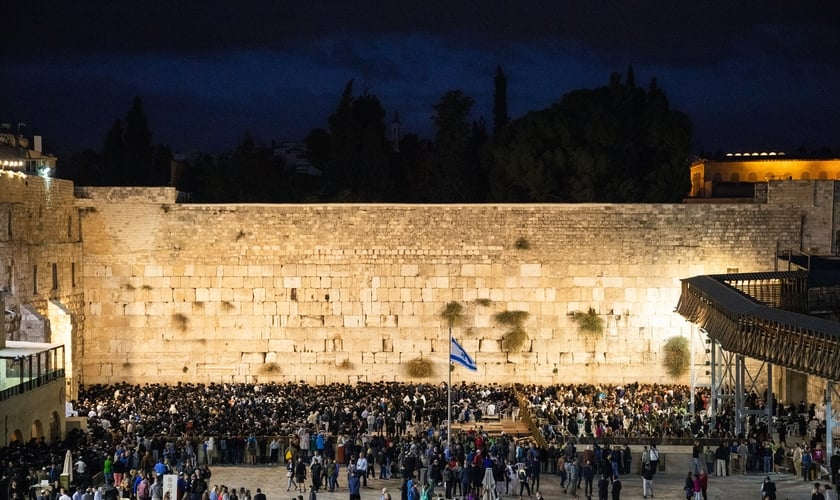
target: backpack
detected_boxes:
[518,469,527,481]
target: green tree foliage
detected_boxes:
[198,132,288,202]
[324,80,393,200]
[489,70,691,202]
[421,90,488,202]
[94,97,171,186]
[391,133,432,202]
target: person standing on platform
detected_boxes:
[597,474,609,500]
[611,475,622,500]
[761,476,777,500]
[355,453,369,488]
[641,463,654,499]
[348,465,361,500]
[649,445,660,474]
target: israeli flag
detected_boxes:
[450,337,478,371]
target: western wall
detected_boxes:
[4,175,839,400]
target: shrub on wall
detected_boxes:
[493,310,529,326]
[172,313,189,332]
[502,326,528,352]
[405,357,434,378]
[514,237,531,250]
[261,362,281,374]
[572,307,604,335]
[440,301,465,328]
[663,335,690,378]
[493,310,530,353]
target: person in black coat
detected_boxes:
[761,476,777,500]
[597,474,610,500]
[611,475,622,500]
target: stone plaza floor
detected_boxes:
[206,463,832,500]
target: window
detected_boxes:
[71,263,76,288]
[33,265,37,293]
[52,263,58,291]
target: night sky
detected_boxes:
[3,1,839,156]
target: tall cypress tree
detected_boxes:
[123,97,154,185]
[493,65,510,136]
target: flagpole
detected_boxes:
[447,324,452,457]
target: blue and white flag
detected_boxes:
[450,337,477,371]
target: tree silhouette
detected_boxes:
[493,65,510,136]
[489,69,691,202]
[426,90,476,201]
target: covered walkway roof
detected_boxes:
[676,271,840,382]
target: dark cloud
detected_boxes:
[2,1,839,153]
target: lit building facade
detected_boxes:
[689,154,840,198]
[0,131,57,176]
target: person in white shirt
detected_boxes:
[356,452,369,488]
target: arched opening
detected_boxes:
[730,173,740,182]
[748,172,758,182]
[31,419,44,441]
[819,171,828,180]
[801,172,811,180]
[9,429,24,445]
[50,411,61,442]
[712,173,722,182]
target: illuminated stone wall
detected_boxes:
[5,175,837,393]
[76,191,812,387]
[0,172,84,399]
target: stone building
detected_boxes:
[689,154,840,199]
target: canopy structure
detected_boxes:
[676,271,840,382]
[676,270,840,455]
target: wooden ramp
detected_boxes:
[451,418,532,438]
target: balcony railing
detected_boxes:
[0,344,65,402]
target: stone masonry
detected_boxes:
[3,175,837,396]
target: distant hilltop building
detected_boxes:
[0,123,56,176]
[689,152,840,199]
[272,141,321,176]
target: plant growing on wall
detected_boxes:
[493,310,530,352]
[440,301,465,329]
[261,362,281,374]
[514,237,531,250]
[172,313,189,332]
[406,356,434,378]
[502,326,528,352]
[662,335,690,378]
[572,307,604,335]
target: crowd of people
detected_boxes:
[1,381,837,500]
